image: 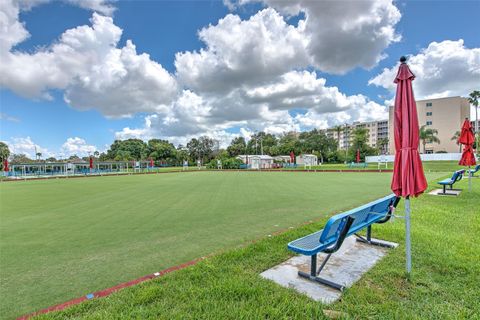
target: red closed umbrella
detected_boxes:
[391,56,428,273]
[458,118,476,191]
[89,157,93,169]
[150,158,154,168]
[290,151,295,164]
[3,159,8,172]
[356,149,360,163]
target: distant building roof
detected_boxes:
[237,155,273,160]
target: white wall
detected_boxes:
[366,153,466,163]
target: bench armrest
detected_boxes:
[376,196,401,224]
[323,216,355,254]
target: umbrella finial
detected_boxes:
[400,56,407,63]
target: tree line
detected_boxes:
[1,127,387,166]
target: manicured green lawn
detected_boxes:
[0,171,450,318]
[35,173,479,320]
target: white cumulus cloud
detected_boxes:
[61,137,97,157]
[228,0,401,74]
[0,1,177,117]
[175,8,309,93]
[369,40,480,100]
[5,136,52,158]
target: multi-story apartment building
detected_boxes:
[388,96,471,154]
[325,119,389,151]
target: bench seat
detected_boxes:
[288,230,327,256]
[438,178,456,185]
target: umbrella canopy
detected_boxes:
[356,149,360,163]
[460,145,476,166]
[458,118,476,166]
[89,157,93,169]
[391,56,427,274]
[3,159,8,172]
[391,58,427,198]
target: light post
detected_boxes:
[344,123,349,163]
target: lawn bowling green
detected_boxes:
[0,170,450,319]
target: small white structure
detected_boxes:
[183,160,188,171]
[134,161,141,173]
[377,155,388,169]
[237,155,274,169]
[297,154,318,168]
[250,155,274,169]
[217,159,222,170]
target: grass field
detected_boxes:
[0,170,456,318]
[36,175,480,320]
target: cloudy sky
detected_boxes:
[0,0,479,158]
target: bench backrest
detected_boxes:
[319,194,398,244]
[452,169,465,182]
[473,165,480,173]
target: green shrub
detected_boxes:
[207,157,243,169]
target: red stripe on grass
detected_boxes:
[17,258,203,320]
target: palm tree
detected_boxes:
[451,131,461,153]
[377,137,389,154]
[468,90,480,148]
[419,125,440,153]
[334,125,343,149]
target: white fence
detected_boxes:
[366,153,465,163]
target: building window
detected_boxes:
[426,112,432,116]
[425,150,434,154]
[426,102,432,107]
[426,121,432,125]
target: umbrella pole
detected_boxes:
[469,165,471,192]
[405,197,412,274]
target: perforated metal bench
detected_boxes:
[437,169,465,195]
[288,194,400,291]
[347,162,367,168]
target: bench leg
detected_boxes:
[437,185,459,196]
[355,226,396,248]
[297,254,345,291]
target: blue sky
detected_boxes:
[0,0,478,158]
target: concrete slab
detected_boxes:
[428,188,461,196]
[260,236,398,304]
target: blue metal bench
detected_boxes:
[469,164,480,177]
[437,169,465,195]
[288,194,400,291]
[347,162,367,168]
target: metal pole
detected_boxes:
[476,104,478,144]
[405,197,412,273]
[469,165,472,192]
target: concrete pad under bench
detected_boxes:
[260,236,398,304]
[428,189,462,196]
